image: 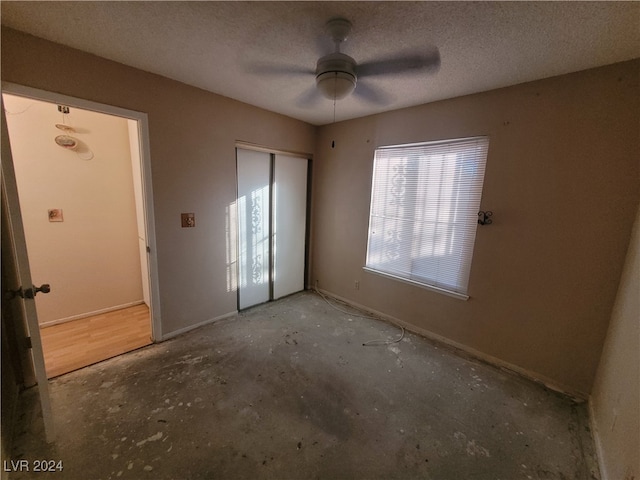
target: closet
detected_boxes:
[236,148,309,310]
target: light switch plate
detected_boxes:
[48,209,63,222]
[181,213,195,228]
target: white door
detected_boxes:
[273,154,308,299]
[1,102,55,442]
[237,149,271,309]
[236,149,309,309]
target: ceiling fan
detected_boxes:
[248,17,441,106]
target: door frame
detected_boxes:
[1,82,163,340]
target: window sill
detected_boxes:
[362,267,469,301]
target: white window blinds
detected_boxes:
[365,136,489,298]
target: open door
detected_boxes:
[1,99,55,442]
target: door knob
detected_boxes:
[4,284,51,299]
[34,284,51,295]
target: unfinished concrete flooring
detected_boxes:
[10,291,599,479]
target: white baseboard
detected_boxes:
[316,287,588,402]
[161,311,238,341]
[40,300,146,328]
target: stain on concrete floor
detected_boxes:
[9,291,600,479]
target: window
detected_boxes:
[364,136,489,299]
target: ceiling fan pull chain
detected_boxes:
[333,98,336,124]
[333,76,337,123]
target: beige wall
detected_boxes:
[311,60,640,396]
[4,94,143,324]
[1,27,317,336]
[590,206,639,480]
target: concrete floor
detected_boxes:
[10,291,599,479]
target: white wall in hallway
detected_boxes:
[4,94,143,324]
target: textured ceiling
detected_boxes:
[2,1,639,126]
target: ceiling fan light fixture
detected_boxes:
[315,52,357,100]
[316,71,356,100]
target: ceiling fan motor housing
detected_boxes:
[325,18,352,44]
[315,52,357,100]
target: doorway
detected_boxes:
[236,147,309,310]
[2,87,160,378]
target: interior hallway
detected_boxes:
[11,292,599,479]
[40,304,152,378]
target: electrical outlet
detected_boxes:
[355,280,360,290]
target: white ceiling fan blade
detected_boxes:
[295,86,322,107]
[357,46,441,78]
[245,62,315,76]
[352,81,392,105]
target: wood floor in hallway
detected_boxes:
[40,304,152,378]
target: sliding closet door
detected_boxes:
[237,149,271,309]
[273,154,308,300]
